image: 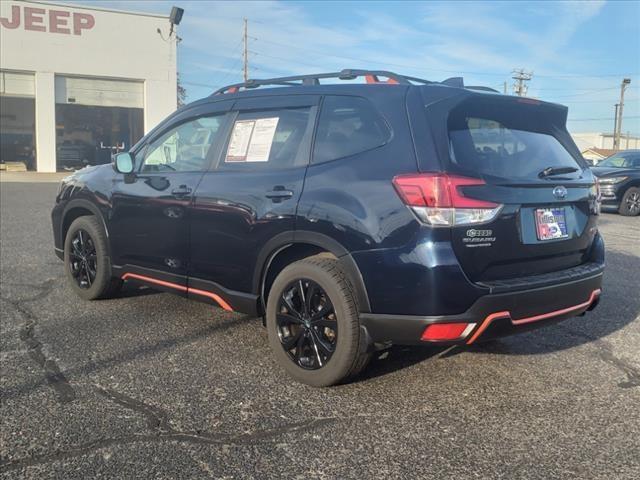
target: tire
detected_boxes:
[266,257,371,387]
[618,187,640,216]
[64,216,122,300]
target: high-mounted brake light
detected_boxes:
[393,173,502,226]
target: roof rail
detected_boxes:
[212,69,433,95]
[465,86,500,93]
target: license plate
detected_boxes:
[535,208,569,241]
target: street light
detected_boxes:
[169,7,184,37]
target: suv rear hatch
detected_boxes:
[420,92,599,282]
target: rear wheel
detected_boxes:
[619,187,640,216]
[64,216,122,300]
[266,257,370,387]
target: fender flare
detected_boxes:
[254,230,371,313]
[61,198,111,252]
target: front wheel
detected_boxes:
[619,187,640,216]
[64,216,122,300]
[266,257,370,387]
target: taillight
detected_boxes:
[392,173,503,226]
[593,179,602,215]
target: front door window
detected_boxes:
[141,116,224,173]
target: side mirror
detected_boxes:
[113,152,134,174]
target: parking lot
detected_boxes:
[1,177,638,479]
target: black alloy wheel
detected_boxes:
[68,229,98,289]
[276,278,338,370]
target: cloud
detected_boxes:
[60,0,637,134]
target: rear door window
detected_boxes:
[447,103,582,181]
[218,107,313,170]
[313,96,390,164]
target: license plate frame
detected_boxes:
[535,207,569,241]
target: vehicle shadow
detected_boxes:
[358,345,450,382]
[354,250,639,381]
[116,284,162,299]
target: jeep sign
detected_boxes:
[0,5,95,35]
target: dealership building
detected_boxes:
[0,0,177,172]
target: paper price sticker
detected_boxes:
[225,117,280,163]
[226,120,255,162]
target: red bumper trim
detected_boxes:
[121,273,233,312]
[466,289,601,345]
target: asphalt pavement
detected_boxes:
[1,179,639,479]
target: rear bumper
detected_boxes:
[360,271,603,346]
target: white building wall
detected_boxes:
[571,132,640,151]
[34,72,56,172]
[0,0,177,171]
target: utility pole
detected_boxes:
[243,18,248,83]
[503,81,508,94]
[613,104,619,148]
[512,69,533,97]
[614,78,631,150]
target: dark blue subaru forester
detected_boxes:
[52,70,604,386]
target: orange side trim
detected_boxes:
[121,273,187,292]
[121,273,233,312]
[466,311,510,344]
[466,289,601,345]
[188,287,233,312]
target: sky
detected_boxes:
[68,0,640,135]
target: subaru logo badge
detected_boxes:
[553,186,568,199]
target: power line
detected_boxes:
[569,116,640,121]
[252,37,503,77]
[251,50,334,70]
[182,80,222,88]
[251,36,640,80]
[546,87,635,99]
[554,97,640,104]
[535,72,639,78]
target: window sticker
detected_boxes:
[246,117,279,162]
[225,117,280,162]
[226,120,255,162]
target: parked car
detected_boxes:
[591,150,640,216]
[51,69,604,386]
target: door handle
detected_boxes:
[266,186,294,200]
[171,185,192,197]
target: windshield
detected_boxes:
[448,116,581,181]
[598,154,640,169]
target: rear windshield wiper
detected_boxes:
[538,166,579,178]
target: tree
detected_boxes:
[177,73,187,108]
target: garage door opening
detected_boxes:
[55,104,143,171]
[1,96,36,171]
[55,76,144,171]
[1,71,36,171]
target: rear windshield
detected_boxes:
[447,101,581,180]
